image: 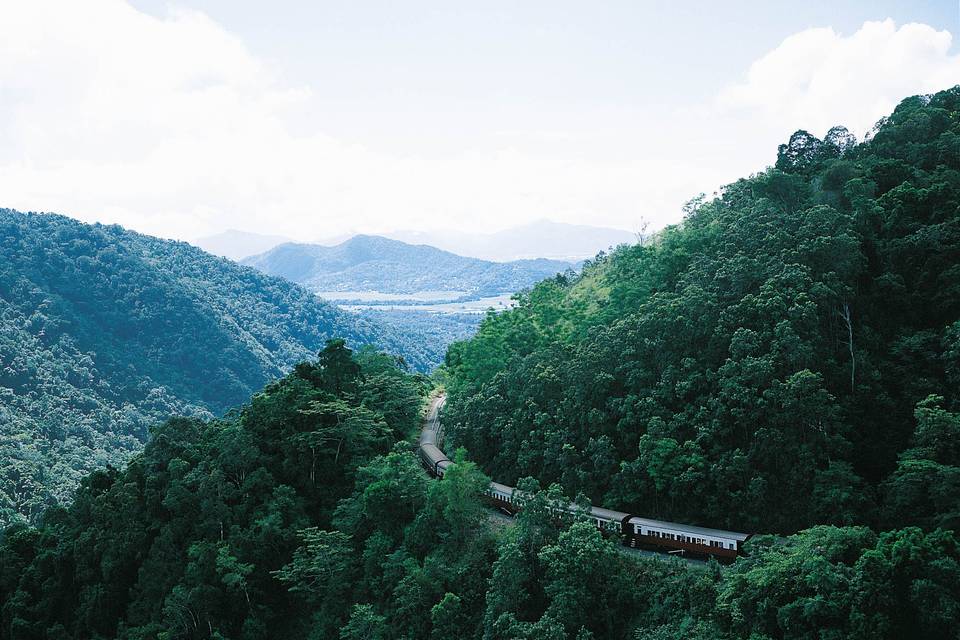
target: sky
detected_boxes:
[1,1,958,241]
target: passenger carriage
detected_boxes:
[419,396,750,561]
[623,516,750,559]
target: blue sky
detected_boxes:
[2,1,959,240]
[125,1,957,146]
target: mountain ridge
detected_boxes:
[241,234,575,297]
[384,219,637,261]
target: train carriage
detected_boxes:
[587,505,628,536]
[418,442,449,477]
[484,481,519,513]
[418,394,751,561]
[624,516,750,559]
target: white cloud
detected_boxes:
[717,19,960,137]
[0,7,958,242]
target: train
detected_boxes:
[418,395,751,561]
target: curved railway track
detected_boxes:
[417,393,751,562]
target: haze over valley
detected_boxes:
[196,219,635,264]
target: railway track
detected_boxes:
[417,393,745,564]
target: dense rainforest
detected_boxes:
[1,342,957,640]
[0,211,425,525]
[444,87,960,537]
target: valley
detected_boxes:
[1,14,959,633]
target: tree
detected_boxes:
[339,604,388,640]
[273,528,354,602]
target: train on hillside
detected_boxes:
[418,396,751,560]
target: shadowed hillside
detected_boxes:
[0,210,420,523]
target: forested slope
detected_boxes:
[444,87,960,535]
[2,342,956,640]
[0,210,417,524]
[0,342,433,638]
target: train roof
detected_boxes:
[589,505,630,521]
[419,443,448,465]
[627,515,750,541]
[489,481,514,494]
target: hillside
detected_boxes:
[241,234,573,297]
[0,210,420,524]
[2,328,956,640]
[444,88,960,536]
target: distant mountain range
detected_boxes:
[384,220,638,262]
[194,220,636,263]
[0,209,427,524]
[241,234,575,298]
[194,228,293,261]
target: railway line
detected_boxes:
[417,393,751,563]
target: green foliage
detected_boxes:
[715,526,960,640]
[0,210,427,525]
[444,87,960,535]
[882,396,960,530]
[0,344,426,639]
[2,344,958,640]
